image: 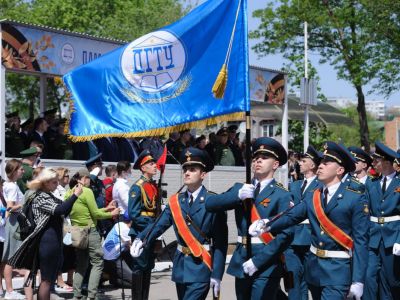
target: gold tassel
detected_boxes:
[212,64,228,99]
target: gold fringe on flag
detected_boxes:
[66,111,245,143]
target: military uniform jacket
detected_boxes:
[269,182,369,286]
[366,174,400,249]
[138,186,228,283]
[289,178,322,246]
[89,175,106,208]
[206,180,294,279]
[128,176,158,238]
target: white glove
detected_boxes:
[130,238,143,257]
[248,219,270,237]
[393,243,400,256]
[242,259,258,276]
[238,184,255,200]
[346,282,363,300]
[210,278,221,297]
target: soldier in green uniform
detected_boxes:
[128,150,159,300]
[214,127,235,166]
[16,147,38,193]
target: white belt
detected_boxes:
[300,219,310,224]
[310,245,351,259]
[237,236,263,244]
[177,244,210,253]
[370,216,400,224]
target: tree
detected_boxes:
[250,0,393,151]
[276,120,333,153]
[329,105,384,147]
[1,0,185,118]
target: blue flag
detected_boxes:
[64,0,249,141]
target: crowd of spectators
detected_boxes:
[5,110,249,166]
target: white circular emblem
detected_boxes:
[61,43,74,64]
[121,30,186,93]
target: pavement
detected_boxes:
[2,268,240,299]
[3,266,292,299]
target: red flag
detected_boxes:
[157,146,167,173]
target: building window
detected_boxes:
[262,124,274,137]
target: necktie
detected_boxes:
[382,176,387,194]
[301,180,308,194]
[254,183,261,199]
[189,194,194,207]
[323,188,329,207]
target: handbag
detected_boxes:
[68,220,93,250]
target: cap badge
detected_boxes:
[185,150,192,161]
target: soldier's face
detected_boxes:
[253,155,279,178]
[299,157,315,174]
[141,161,158,177]
[183,166,206,186]
[372,157,383,173]
[317,161,344,183]
[354,161,367,173]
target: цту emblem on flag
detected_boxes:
[120,30,190,103]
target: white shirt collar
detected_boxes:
[358,175,368,184]
[259,177,274,193]
[36,130,43,137]
[304,175,317,191]
[323,181,342,204]
[187,185,203,203]
[341,173,349,183]
[381,171,396,182]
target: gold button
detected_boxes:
[319,242,323,247]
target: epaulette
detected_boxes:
[135,178,144,186]
[351,177,362,184]
[345,186,362,194]
[275,182,289,192]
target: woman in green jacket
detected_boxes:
[67,169,120,300]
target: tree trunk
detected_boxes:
[355,85,370,151]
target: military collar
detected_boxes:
[140,175,154,183]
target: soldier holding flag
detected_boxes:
[131,147,228,300]
[205,137,294,300]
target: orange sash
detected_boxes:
[250,203,275,244]
[169,194,212,270]
[312,189,354,250]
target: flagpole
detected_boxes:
[245,111,252,260]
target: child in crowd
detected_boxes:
[103,165,117,207]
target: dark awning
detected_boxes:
[250,96,353,125]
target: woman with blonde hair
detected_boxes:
[8,168,83,300]
[1,159,26,299]
[54,167,69,200]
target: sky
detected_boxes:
[187,0,400,107]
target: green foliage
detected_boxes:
[276,120,333,153]
[250,0,397,149]
[328,105,384,146]
[1,0,185,118]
